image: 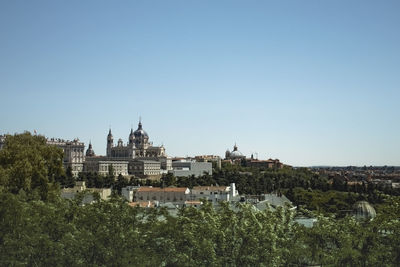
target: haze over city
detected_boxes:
[1,1,399,166]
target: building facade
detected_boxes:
[84,157,129,176]
[129,160,161,178]
[191,183,238,203]
[47,138,85,177]
[170,160,212,177]
[135,186,190,203]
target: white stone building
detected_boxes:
[47,138,85,177]
[191,183,238,203]
[84,157,129,176]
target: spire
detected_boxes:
[234,142,238,151]
[138,117,143,129]
[86,140,95,157]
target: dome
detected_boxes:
[230,150,244,158]
[352,201,376,220]
[134,121,149,139]
[86,142,95,157]
[229,144,245,159]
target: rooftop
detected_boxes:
[137,186,189,193]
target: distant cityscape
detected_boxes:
[0,119,289,179]
[1,120,399,206]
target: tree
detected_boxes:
[161,173,176,187]
[114,174,128,194]
[0,132,64,200]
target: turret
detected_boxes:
[225,149,231,159]
[129,128,135,145]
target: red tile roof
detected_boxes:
[192,186,228,191]
[137,186,189,193]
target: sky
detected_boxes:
[0,0,399,166]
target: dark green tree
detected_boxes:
[0,132,64,200]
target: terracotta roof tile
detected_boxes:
[192,186,228,191]
[137,187,189,193]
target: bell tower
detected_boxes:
[106,128,113,157]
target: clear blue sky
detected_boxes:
[1,1,399,166]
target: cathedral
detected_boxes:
[106,120,166,159]
[84,120,171,178]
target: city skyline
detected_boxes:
[1,1,399,166]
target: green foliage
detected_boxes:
[0,132,64,200]
[0,190,399,266]
[173,166,328,196]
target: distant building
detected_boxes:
[47,138,85,177]
[84,157,129,176]
[121,185,141,202]
[246,158,284,169]
[135,186,190,203]
[224,144,288,169]
[195,155,222,170]
[106,120,166,160]
[170,160,212,177]
[191,183,238,203]
[84,120,170,179]
[61,181,111,204]
[225,144,246,163]
[129,160,161,179]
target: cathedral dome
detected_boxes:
[230,150,244,158]
[134,121,149,139]
[229,144,245,159]
[352,201,376,220]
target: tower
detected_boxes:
[129,128,135,146]
[106,128,113,157]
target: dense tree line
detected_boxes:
[1,190,399,266]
